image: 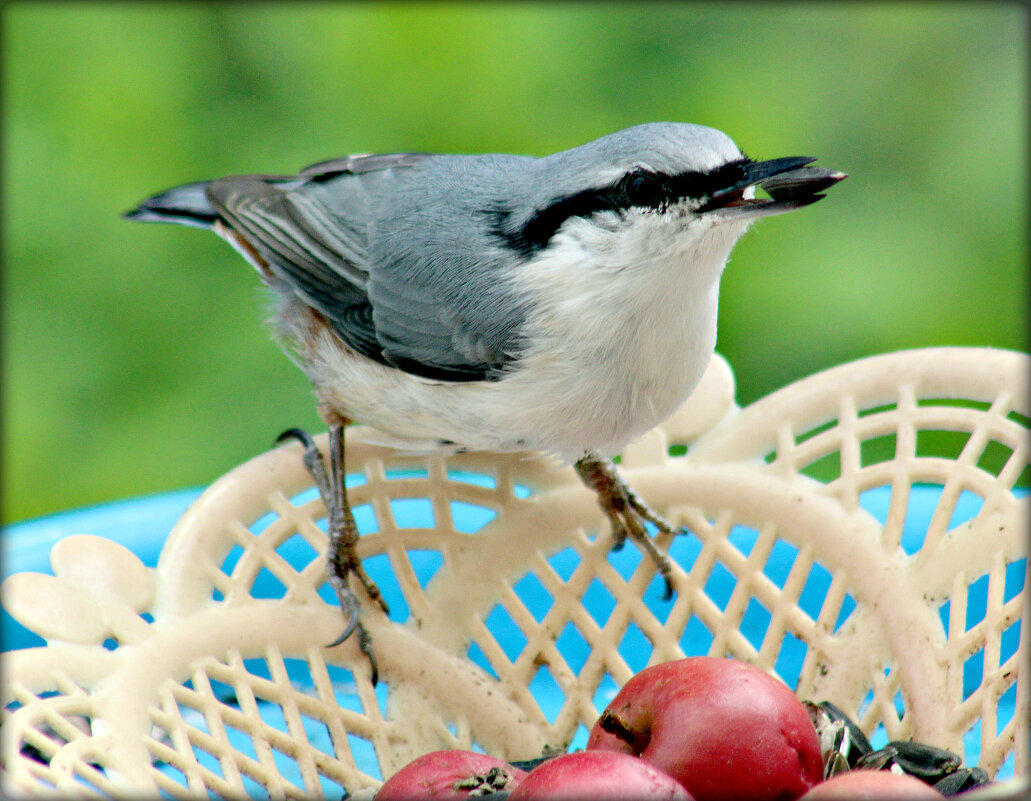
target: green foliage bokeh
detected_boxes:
[3,1,1027,523]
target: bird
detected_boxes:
[125,122,846,682]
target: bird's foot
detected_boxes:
[276,425,389,685]
[574,453,678,601]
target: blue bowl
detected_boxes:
[1,484,1020,787]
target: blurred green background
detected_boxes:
[2,2,1027,524]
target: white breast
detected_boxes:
[479,212,748,459]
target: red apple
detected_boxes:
[508,750,693,800]
[587,657,823,801]
[376,749,528,799]
[799,769,945,799]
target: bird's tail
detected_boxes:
[122,181,218,229]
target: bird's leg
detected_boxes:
[324,416,390,618]
[573,453,677,600]
[276,417,389,685]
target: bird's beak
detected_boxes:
[698,157,847,219]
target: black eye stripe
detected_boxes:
[488,157,752,258]
[667,158,753,200]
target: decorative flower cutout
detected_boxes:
[2,534,155,645]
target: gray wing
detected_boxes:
[205,152,524,382]
[298,151,430,179]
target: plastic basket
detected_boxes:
[2,347,1027,798]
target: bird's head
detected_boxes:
[490,122,846,264]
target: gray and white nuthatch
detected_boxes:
[126,122,846,679]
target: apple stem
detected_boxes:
[597,710,651,753]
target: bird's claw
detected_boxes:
[275,427,313,448]
[326,599,379,688]
[601,505,677,601]
[574,454,678,601]
[326,613,360,649]
[326,575,361,647]
[276,427,333,500]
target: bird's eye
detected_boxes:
[621,171,664,207]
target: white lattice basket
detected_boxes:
[2,347,1028,799]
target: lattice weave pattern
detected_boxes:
[2,347,1027,799]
